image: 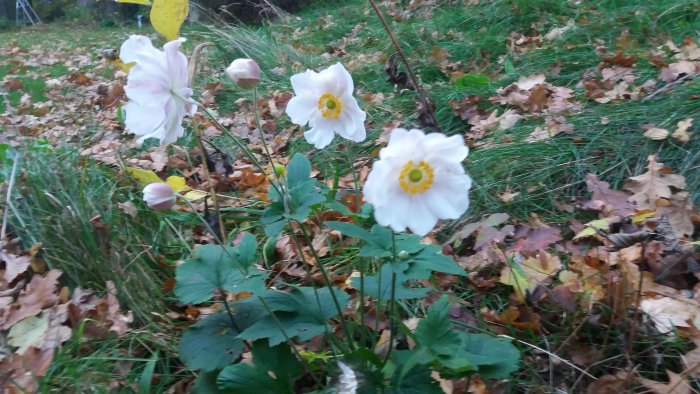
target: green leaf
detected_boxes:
[174,244,266,304]
[324,221,374,242]
[217,341,301,393]
[286,153,312,189]
[403,244,465,279]
[237,287,349,345]
[358,264,430,301]
[388,364,442,394]
[261,202,286,237]
[236,232,258,269]
[413,296,462,359]
[192,371,226,394]
[457,333,520,379]
[179,313,244,372]
[286,179,325,221]
[138,351,159,394]
[455,73,490,89]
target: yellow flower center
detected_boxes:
[318,93,342,119]
[399,160,434,194]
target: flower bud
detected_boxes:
[398,250,410,260]
[143,182,176,211]
[225,58,261,89]
[273,163,287,177]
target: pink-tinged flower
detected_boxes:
[285,63,366,149]
[363,128,472,236]
[120,35,196,145]
[226,58,261,89]
[143,182,176,211]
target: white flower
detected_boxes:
[336,362,358,394]
[285,63,366,149]
[226,58,261,89]
[143,182,176,211]
[363,128,472,236]
[120,35,196,146]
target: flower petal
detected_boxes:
[290,70,321,96]
[285,94,318,126]
[304,117,336,149]
[164,38,189,88]
[124,101,165,140]
[319,62,353,96]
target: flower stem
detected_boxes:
[191,114,227,244]
[367,0,441,130]
[293,220,356,352]
[381,231,399,367]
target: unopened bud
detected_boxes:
[273,163,287,177]
[398,250,410,260]
[225,58,261,89]
[143,182,176,211]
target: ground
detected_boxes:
[1,0,700,392]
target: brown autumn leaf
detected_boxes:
[578,173,635,216]
[1,270,61,330]
[1,250,31,283]
[585,370,633,394]
[638,370,691,394]
[624,155,686,210]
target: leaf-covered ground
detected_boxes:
[1,0,700,392]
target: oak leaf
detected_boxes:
[624,155,685,210]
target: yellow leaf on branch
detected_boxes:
[151,0,189,41]
[116,0,153,5]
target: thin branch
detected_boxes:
[642,71,700,101]
[367,0,441,130]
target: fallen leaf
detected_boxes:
[671,118,693,143]
[638,370,691,394]
[624,155,686,210]
[643,127,669,140]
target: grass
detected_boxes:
[1,0,700,391]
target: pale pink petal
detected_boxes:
[163,38,189,88]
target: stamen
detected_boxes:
[399,160,434,194]
[318,93,342,118]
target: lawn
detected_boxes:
[1,0,700,392]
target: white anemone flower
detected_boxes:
[120,35,196,145]
[285,63,366,149]
[143,182,176,211]
[363,128,472,236]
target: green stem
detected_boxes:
[381,231,399,367]
[291,220,355,352]
[195,101,283,197]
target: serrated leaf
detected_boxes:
[174,244,266,304]
[457,333,520,378]
[236,232,257,269]
[358,264,429,301]
[217,341,301,393]
[286,153,312,189]
[126,167,162,185]
[179,313,243,372]
[151,0,189,41]
[237,287,349,345]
